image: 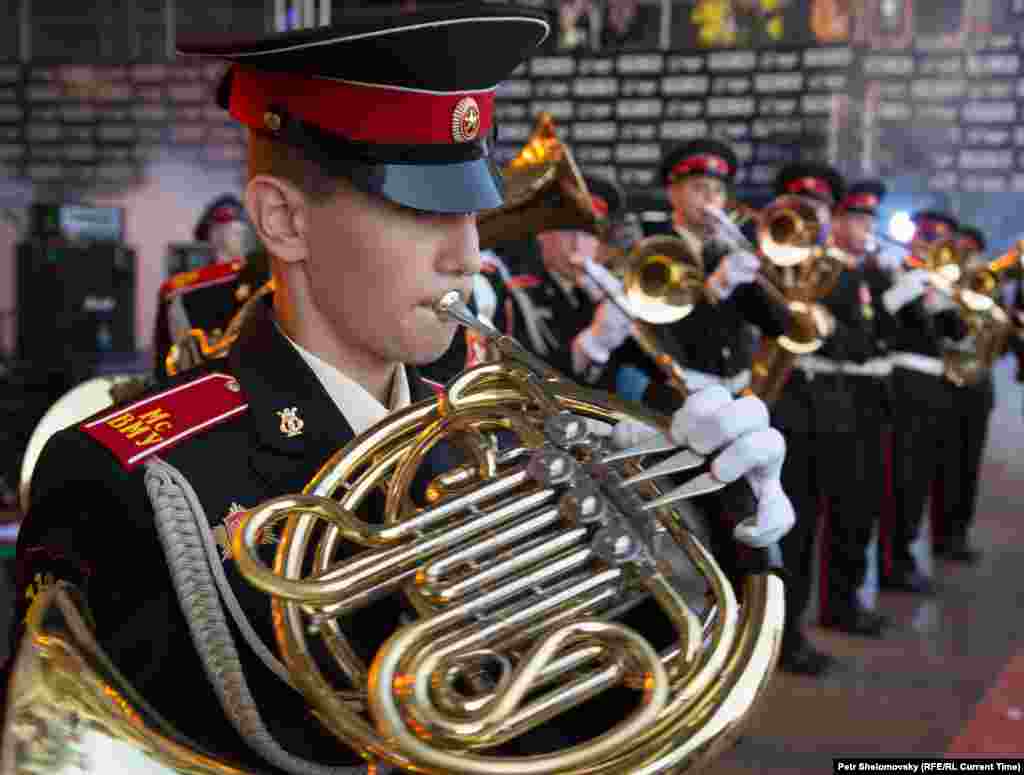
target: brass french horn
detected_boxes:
[5,294,785,775]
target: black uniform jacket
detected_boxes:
[771,265,893,434]
[13,296,438,772]
[632,241,792,415]
[879,276,969,413]
[152,257,263,375]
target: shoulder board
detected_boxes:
[159,260,244,300]
[80,373,248,470]
[506,274,543,290]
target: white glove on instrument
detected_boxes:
[610,386,795,548]
[882,268,930,314]
[706,251,760,301]
[573,299,633,366]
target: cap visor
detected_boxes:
[352,157,505,214]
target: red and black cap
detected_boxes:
[836,181,885,217]
[660,139,738,186]
[585,175,625,221]
[911,210,958,242]
[178,5,549,214]
[774,162,845,206]
[956,224,986,253]
[194,194,245,242]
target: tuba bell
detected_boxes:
[476,112,605,250]
[4,295,785,775]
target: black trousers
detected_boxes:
[818,376,889,619]
[883,368,954,578]
[932,376,994,548]
[777,427,819,646]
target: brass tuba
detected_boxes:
[5,295,785,775]
[476,113,605,250]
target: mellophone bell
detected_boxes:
[3,7,791,775]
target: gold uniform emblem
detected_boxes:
[214,502,276,561]
[451,96,481,143]
[235,283,251,303]
[277,406,304,438]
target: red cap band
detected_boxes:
[211,206,241,223]
[916,219,952,241]
[671,154,733,180]
[786,176,833,199]
[839,192,878,212]
[591,194,608,218]
[228,65,495,145]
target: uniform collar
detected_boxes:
[673,220,705,259]
[229,297,432,492]
[281,328,411,436]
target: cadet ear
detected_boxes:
[244,175,309,265]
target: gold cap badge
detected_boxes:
[451,97,481,143]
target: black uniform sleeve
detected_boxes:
[152,299,173,374]
[729,282,792,338]
[934,308,968,341]
[10,430,266,770]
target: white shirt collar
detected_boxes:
[280,327,411,436]
[672,219,706,257]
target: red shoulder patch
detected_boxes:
[506,274,543,290]
[159,260,244,300]
[80,373,248,470]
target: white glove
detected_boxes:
[706,251,760,301]
[573,299,633,366]
[923,287,954,314]
[611,386,795,549]
[881,268,930,314]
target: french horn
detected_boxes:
[5,293,785,775]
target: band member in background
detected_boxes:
[11,10,796,769]
[878,210,967,595]
[801,181,893,638]
[930,225,992,565]
[500,175,635,387]
[764,162,848,675]
[615,138,789,414]
[151,195,255,374]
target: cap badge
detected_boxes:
[263,111,282,132]
[451,97,481,143]
[277,406,304,438]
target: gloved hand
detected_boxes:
[706,251,760,301]
[573,299,633,366]
[881,268,930,314]
[610,386,795,548]
[923,286,954,314]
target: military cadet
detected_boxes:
[499,174,637,387]
[878,210,967,595]
[9,7,794,773]
[760,162,849,675]
[930,225,999,564]
[795,181,893,638]
[614,138,790,414]
[151,195,259,375]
